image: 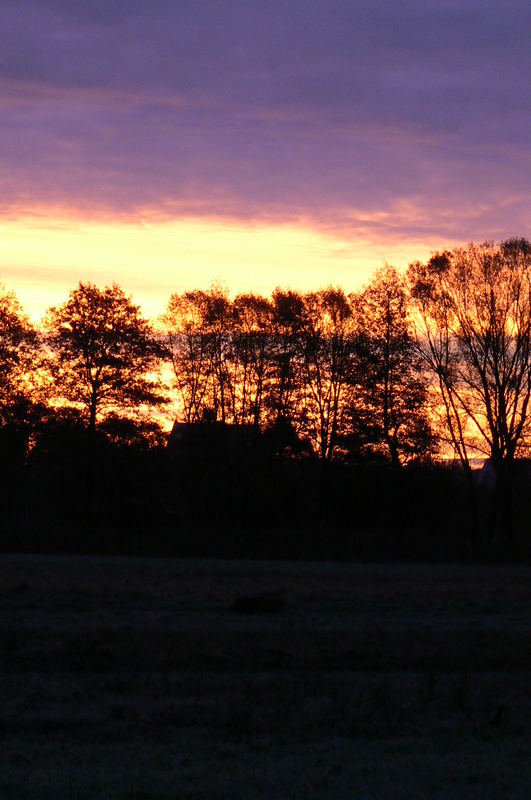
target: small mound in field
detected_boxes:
[230,592,285,614]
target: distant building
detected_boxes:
[167,420,258,464]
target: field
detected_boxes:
[1,555,530,799]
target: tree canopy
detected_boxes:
[353,266,435,466]
[0,283,37,425]
[408,238,531,539]
[44,282,166,432]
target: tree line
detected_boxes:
[0,263,438,463]
[1,237,530,557]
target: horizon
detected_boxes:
[1,215,447,322]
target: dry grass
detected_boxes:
[0,555,529,798]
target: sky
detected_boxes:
[1,0,529,320]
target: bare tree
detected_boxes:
[352,266,435,467]
[231,293,273,430]
[199,285,237,424]
[163,285,238,424]
[267,289,306,437]
[163,290,217,423]
[408,238,531,541]
[299,288,355,461]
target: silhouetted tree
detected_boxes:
[267,289,306,436]
[164,284,241,425]
[352,266,435,466]
[44,282,166,434]
[299,288,355,460]
[163,289,217,423]
[231,293,273,429]
[408,239,531,542]
[0,284,46,476]
[199,284,236,423]
[99,413,167,450]
[0,284,36,420]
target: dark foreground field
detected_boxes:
[1,556,530,799]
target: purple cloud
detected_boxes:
[1,0,529,241]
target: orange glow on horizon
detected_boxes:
[0,213,442,322]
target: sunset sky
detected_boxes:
[1,0,529,320]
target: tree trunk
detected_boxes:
[89,392,97,436]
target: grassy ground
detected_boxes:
[0,555,530,799]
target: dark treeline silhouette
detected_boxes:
[1,239,531,561]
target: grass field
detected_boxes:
[0,555,530,799]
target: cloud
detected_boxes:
[0,0,529,243]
